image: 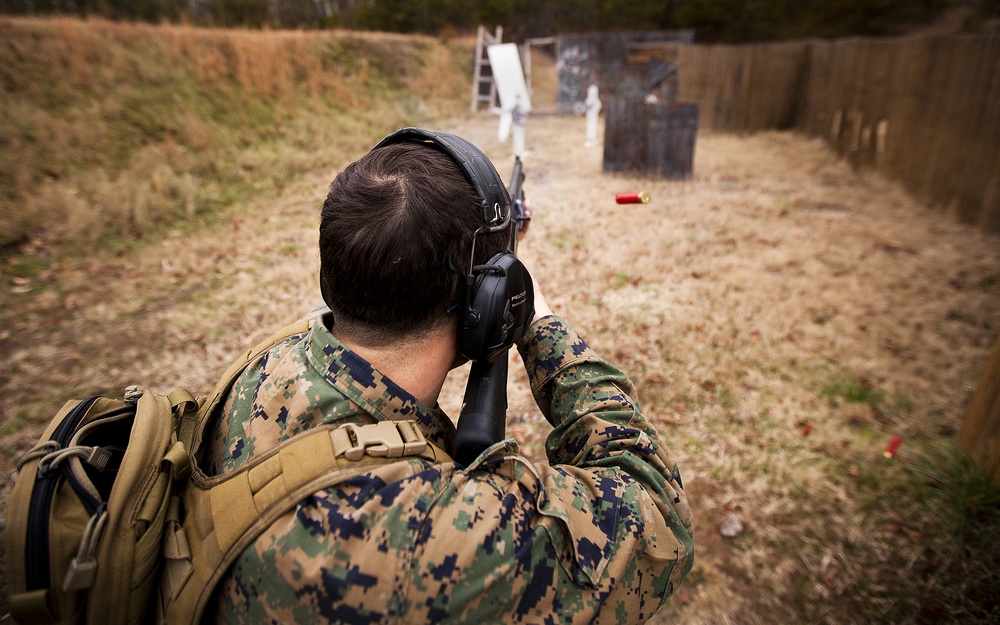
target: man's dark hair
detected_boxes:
[319,141,510,345]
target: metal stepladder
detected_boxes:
[470,25,503,112]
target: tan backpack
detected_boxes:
[5,316,448,624]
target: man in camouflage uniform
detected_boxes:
[204,131,693,623]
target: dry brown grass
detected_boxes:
[0,17,471,249]
[2,112,998,623]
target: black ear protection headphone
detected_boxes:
[321,127,534,362]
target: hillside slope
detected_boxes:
[0,17,473,250]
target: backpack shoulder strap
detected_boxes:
[177,313,319,456]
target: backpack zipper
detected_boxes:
[25,397,99,590]
[24,398,133,591]
[62,405,135,515]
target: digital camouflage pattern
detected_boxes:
[204,314,693,624]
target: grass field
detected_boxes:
[2,17,999,625]
[0,16,471,251]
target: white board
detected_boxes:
[486,43,532,113]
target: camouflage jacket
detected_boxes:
[204,314,693,624]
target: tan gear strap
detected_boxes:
[162,421,450,624]
[205,421,447,554]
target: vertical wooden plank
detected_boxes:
[751,43,765,131]
[922,37,964,211]
[955,35,1000,231]
[977,35,1000,233]
[875,39,908,175]
[711,45,727,131]
[852,39,871,166]
[602,99,647,173]
[706,45,720,131]
[744,44,759,131]
[721,45,729,131]
[888,37,930,203]
[727,45,741,131]
[801,41,834,139]
[912,37,949,205]
[739,44,753,131]
[844,38,869,168]
[820,40,840,144]
[960,334,1000,486]
[824,40,844,156]
[705,45,722,131]
[710,45,725,131]
[714,45,730,131]
[875,39,898,174]
[769,44,782,131]
[980,38,1000,233]
[648,102,699,179]
[800,42,830,130]
[943,37,974,213]
[786,41,811,130]
[859,39,892,169]
[793,41,815,134]
[826,41,845,154]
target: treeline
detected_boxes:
[2,0,998,41]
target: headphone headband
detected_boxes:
[372,127,512,233]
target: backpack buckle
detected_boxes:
[339,421,428,462]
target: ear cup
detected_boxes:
[459,253,535,362]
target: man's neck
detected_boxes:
[331,324,457,408]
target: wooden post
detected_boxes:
[603,99,647,174]
[959,333,1000,485]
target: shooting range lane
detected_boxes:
[1,114,997,624]
[434,114,1000,621]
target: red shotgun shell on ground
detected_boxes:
[615,191,651,204]
[884,435,902,458]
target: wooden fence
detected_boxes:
[676,34,1000,235]
[678,41,810,132]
